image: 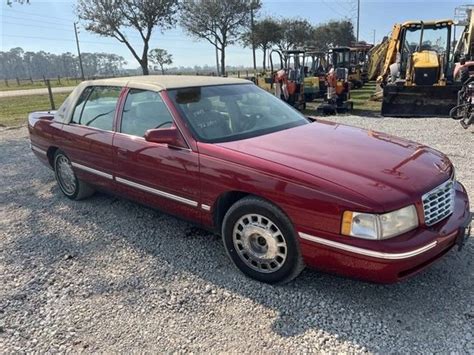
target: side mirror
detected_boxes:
[144,127,187,148]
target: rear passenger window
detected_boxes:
[71,87,93,124]
[71,86,121,130]
[121,89,174,137]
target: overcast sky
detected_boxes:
[0,0,469,69]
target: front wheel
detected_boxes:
[54,150,95,200]
[222,197,304,284]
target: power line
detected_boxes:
[2,34,141,46]
[1,15,74,28]
[320,0,349,19]
[4,18,171,46]
[1,34,251,54]
[2,8,75,23]
[2,21,74,32]
[332,0,352,13]
[1,15,187,42]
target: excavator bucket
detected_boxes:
[381,84,463,117]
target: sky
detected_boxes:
[0,0,471,69]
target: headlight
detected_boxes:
[341,205,419,240]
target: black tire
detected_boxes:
[221,196,304,284]
[54,150,95,200]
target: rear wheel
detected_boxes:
[222,196,304,284]
[54,150,94,200]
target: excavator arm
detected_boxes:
[378,24,402,83]
[454,7,474,59]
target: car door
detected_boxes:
[61,85,123,189]
[113,88,201,223]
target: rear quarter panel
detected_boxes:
[28,112,63,167]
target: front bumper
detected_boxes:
[298,182,472,283]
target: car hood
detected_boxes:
[217,120,452,211]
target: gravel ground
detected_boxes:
[0,117,473,353]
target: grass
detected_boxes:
[0,78,78,92]
[0,93,69,127]
[350,82,381,115]
[305,81,382,116]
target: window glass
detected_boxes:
[76,86,121,130]
[168,84,308,143]
[121,89,174,137]
[71,86,93,124]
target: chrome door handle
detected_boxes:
[117,148,128,157]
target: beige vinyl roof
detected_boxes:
[81,75,251,91]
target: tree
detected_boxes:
[76,0,179,75]
[310,20,356,51]
[180,0,261,76]
[276,18,313,54]
[7,0,29,5]
[242,17,282,70]
[149,48,173,74]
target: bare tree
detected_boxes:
[149,48,173,74]
[180,0,261,76]
[6,0,29,5]
[76,0,179,75]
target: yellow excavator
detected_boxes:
[350,44,373,84]
[303,49,328,101]
[378,19,461,117]
[367,40,389,81]
[330,47,365,89]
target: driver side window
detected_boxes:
[121,89,174,137]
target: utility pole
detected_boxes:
[74,22,85,81]
[356,0,360,42]
[250,1,256,72]
[214,29,220,76]
[215,45,220,76]
[373,29,376,44]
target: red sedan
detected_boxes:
[28,76,472,284]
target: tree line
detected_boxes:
[242,18,355,70]
[76,0,356,75]
[5,0,357,78]
[0,47,126,80]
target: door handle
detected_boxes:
[117,148,128,158]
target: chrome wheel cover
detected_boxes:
[56,155,76,195]
[232,213,287,273]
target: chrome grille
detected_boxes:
[422,179,455,226]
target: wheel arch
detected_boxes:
[46,146,59,168]
[213,191,249,233]
[212,190,294,234]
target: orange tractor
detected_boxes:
[317,48,354,114]
[269,49,306,111]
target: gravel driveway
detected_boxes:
[1,117,473,353]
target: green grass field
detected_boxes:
[0,78,79,92]
[0,93,69,127]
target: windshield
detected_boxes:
[168,84,309,143]
[404,26,449,55]
[333,50,350,67]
